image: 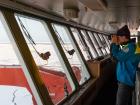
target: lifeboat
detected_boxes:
[0,65,81,104]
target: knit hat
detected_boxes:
[117,25,130,37]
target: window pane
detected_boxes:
[88,31,102,56]
[102,35,110,54]
[98,34,110,54]
[0,14,37,105]
[96,33,107,55]
[80,30,97,58]
[70,28,91,60]
[93,33,106,55]
[103,36,110,49]
[15,15,75,104]
[52,24,90,85]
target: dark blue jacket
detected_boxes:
[111,42,140,86]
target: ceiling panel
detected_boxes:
[14,0,140,33]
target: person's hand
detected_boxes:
[111,35,118,44]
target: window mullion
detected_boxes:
[1,10,53,105]
[45,21,80,89]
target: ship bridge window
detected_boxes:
[0,13,38,105]
[107,36,111,45]
[15,15,75,104]
[87,31,103,57]
[93,33,107,56]
[96,33,108,55]
[80,30,98,58]
[98,33,110,54]
[70,28,93,60]
[52,24,90,85]
[105,35,111,53]
[103,35,111,51]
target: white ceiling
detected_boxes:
[14,0,140,34]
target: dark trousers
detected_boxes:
[116,82,134,105]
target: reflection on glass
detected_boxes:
[103,35,111,50]
[52,24,90,85]
[15,15,74,104]
[98,34,109,54]
[96,33,107,55]
[101,35,110,54]
[70,28,91,60]
[80,30,97,58]
[0,16,37,105]
[88,32,102,56]
[93,33,106,55]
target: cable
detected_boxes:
[17,16,51,61]
[52,24,75,57]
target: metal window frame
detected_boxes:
[87,31,102,56]
[0,3,111,105]
[80,29,98,58]
[70,27,93,60]
[77,29,94,59]
[45,21,80,89]
[103,35,111,49]
[0,10,53,105]
[64,26,92,82]
[96,33,108,55]
[84,30,99,57]
[97,33,109,54]
[0,2,111,104]
[102,34,110,49]
[49,23,92,85]
[67,26,93,78]
[94,32,105,55]
[101,35,110,53]
[15,13,80,104]
[16,12,83,100]
[91,32,104,56]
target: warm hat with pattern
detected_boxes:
[117,25,130,37]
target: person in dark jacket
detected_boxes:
[111,25,140,105]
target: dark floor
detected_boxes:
[90,77,118,105]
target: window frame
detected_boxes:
[0,5,111,104]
